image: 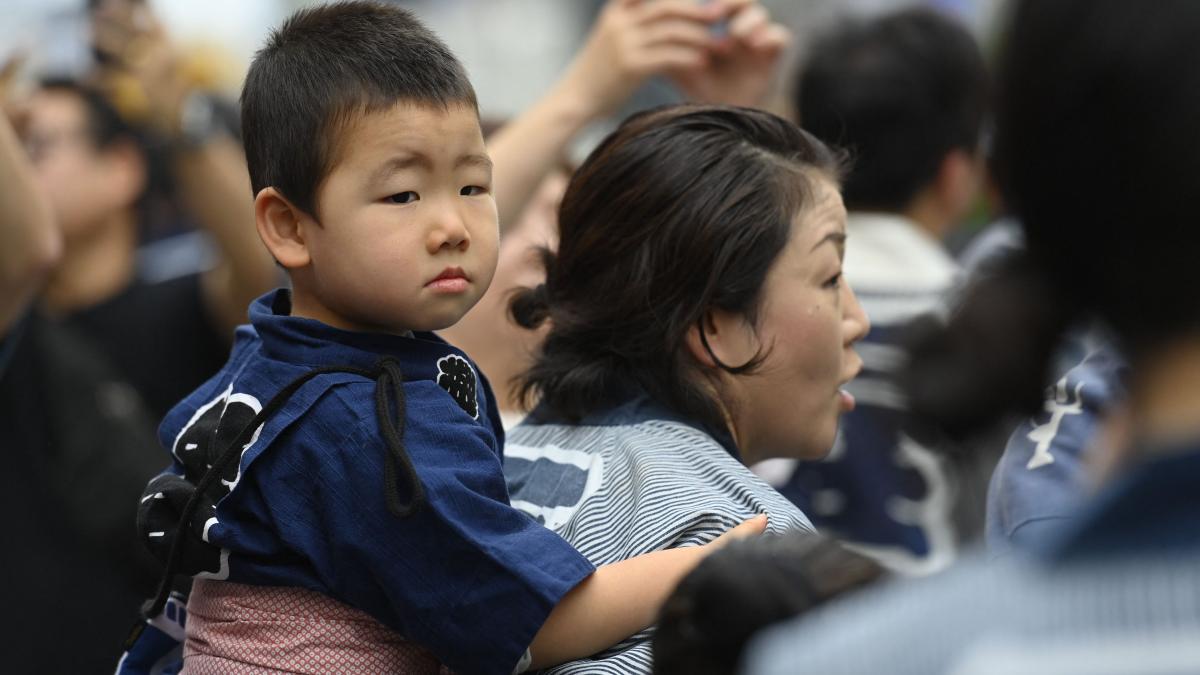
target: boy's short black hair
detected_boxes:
[241,0,477,217]
[794,8,989,212]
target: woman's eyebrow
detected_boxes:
[811,231,847,252]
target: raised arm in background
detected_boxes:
[93,2,277,334]
[0,108,61,336]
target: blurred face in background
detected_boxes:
[22,88,145,243]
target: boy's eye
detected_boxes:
[388,191,419,204]
[824,272,843,289]
[460,185,487,197]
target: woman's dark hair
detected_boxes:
[511,104,841,432]
[904,0,1200,435]
[653,533,885,675]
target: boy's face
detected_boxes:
[302,102,498,333]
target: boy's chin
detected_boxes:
[407,307,474,334]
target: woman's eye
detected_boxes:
[388,191,419,204]
[460,185,487,197]
[824,272,843,289]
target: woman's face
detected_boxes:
[721,179,869,462]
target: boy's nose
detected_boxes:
[428,209,470,253]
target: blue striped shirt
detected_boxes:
[504,394,815,674]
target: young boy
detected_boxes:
[129,3,764,674]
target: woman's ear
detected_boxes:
[254,187,311,269]
[686,313,719,368]
[685,309,758,371]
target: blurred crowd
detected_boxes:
[1,0,1198,673]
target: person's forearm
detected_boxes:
[174,136,277,333]
[0,116,60,332]
[488,78,597,233]
[527,545,707,668]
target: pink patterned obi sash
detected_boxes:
[183,579,454,674]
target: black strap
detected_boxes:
[142,356,422,618]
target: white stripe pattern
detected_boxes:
[505,417,814,674]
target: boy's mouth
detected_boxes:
[426,266,470,293]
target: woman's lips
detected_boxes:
[837,357,862,412]
[838,388,856,412]
[426,267,470,293]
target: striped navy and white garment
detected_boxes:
[504,394,815,674]
[767,212,963,575]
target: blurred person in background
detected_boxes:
[0,107,166,673]
[21,0,276,421]
[0,112,59,343]
[746,0,1200,672]
[442,0,790,422]
[763,6,991,574]
[0,1,273,669]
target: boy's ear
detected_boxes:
[254,187,311,269]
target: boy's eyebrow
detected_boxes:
[370,152,493,184]
[371,152,432,184]
[456,153,493,171]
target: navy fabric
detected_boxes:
[115,594,186,675]
[1041,441,1200,562]
[986,350,1125,553]
[150,289,595,675]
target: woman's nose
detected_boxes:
[842,282,870,344]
